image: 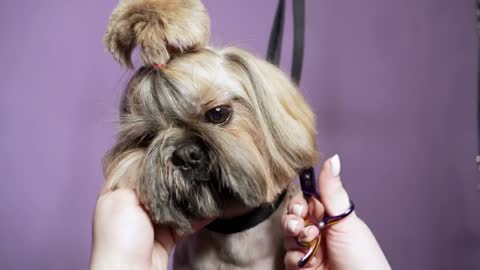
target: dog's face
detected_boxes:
[102,0,317,232]
[103,48,317,232]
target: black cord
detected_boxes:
[291,0,305,84]
[266,0,285,66]
[476,44,480,171]
[266,0,305,85]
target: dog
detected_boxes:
[102,0,318,268]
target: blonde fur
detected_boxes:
[104,0,210,68]
[103,149,144,192]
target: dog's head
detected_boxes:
[103,0,317,232]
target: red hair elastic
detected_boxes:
[152,63,166,69]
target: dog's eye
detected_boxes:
[205,105,232,124]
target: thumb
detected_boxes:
[315,155,392,269]
[318,154,351,216]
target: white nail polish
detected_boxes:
[292,204,303,217]
[287,219,298,232]
[330,154,341,177]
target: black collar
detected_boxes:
[205,190,287,234]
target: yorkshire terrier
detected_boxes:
[102,0,317,268]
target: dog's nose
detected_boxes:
[171,143,206,170]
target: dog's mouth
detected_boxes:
[218,184,238,201]
[179,169,211,182]
[183,167,240,206]
[201,169,239,200]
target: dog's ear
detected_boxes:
[104,0,210,68]
[222,48,318,184]
[102,148,145,192]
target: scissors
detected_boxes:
[297,168,355,268]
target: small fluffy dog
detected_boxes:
[102,0,318,269]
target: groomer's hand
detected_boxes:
[89,189,210,270]
[282,155,391,270]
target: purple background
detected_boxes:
[1,0,479,269]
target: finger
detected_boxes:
[316,155,391,268]
[94,189,151,237]
[283,224,320,250]
[318,154,352,216]
[284,250,320,270]
[168,218,215,242]
[298,225,320,243]
[154,226,177,255]
[191,218,215,231]
[282,214,305,236]
[96,188,140,211]
[92,188,155,267]
[284,225,324,269]
[284,237,305,251]
[307,196,325,221]
[287,192,309,218]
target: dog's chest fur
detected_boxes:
[173,185,299,270]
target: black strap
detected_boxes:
[205,190,287,234]
[291,0,305,84]
[477,44,480,172]
[266,0,305,84]
[266,0,285,66]
[477,5,480,172]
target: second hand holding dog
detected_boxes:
[89,189,212,270]
[282,155,391,270]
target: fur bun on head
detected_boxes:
[104,0,210,68]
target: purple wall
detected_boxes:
[1,0,479,269]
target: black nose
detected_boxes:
[171,143,206,170]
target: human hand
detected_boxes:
[282,155,391,270]
[89,189,210,270]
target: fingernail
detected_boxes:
[330,154,341,177]
[292,203,303,217]
[303,225,314,236]
[287,219,298,233]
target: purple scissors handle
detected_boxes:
[299,167,320,199]
[297,168,355,268]
[297,168,321,268]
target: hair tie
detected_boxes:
[152,63,166,69]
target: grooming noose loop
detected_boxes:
[265,0,356,267]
